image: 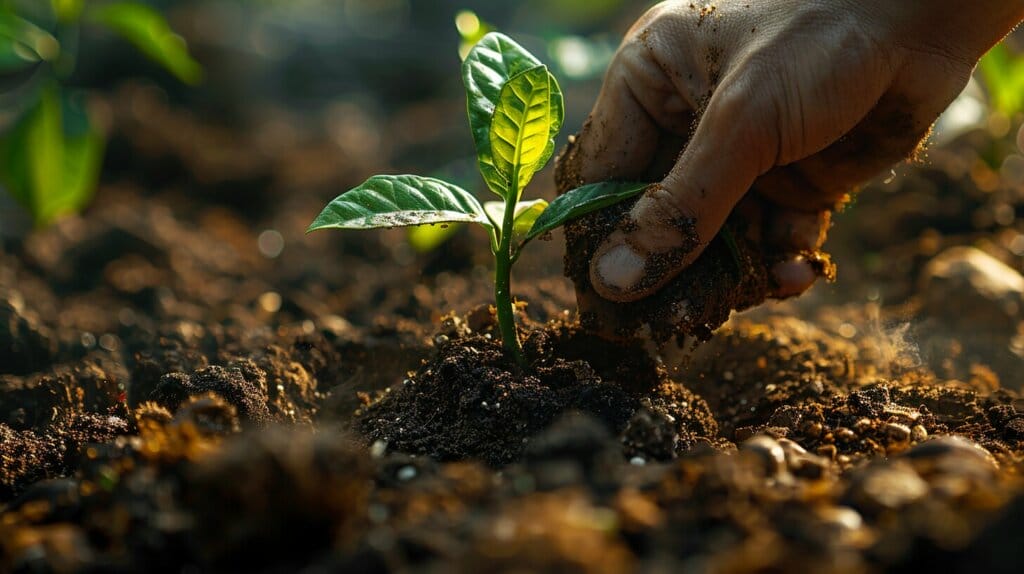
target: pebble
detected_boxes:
[919,246,1024,332]
[884,423,911,443]
[845,461,929,513]
[902,436,997,493]
[370,440,388,458]
[903,436,993,465]
[396,465,417,481]
[778,438,830,479]
[834,427,857,444]
[741,435,786,476]
[817,505,863,534]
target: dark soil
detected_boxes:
[356,320,719,466]
[2,86,1024,573]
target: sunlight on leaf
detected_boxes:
[88,1,203,85]
[489,65,563,197]
[407,222,463,253]
[308,175,492,232]
[462,32,548,198]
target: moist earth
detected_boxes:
[2,87,1024,573]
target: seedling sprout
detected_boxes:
[308,33,648,364]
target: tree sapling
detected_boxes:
[308,33,648,364]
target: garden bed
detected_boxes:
[2,87,1024,573]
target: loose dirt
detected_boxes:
[2,86,1023,573]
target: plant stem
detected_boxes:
[494,172,525,366]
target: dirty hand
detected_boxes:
[558,0,1024,304]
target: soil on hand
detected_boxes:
[556,140,834,345]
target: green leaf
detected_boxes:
[51,0,85,22]
[0,40,37,74]
[0,9,59,72]
[0,85,106,225]
[88,1,202,85]
[489,65,563,197]
[525,181,649,241]
[407,222,462,253]
[979,44,1024,117]
[462,32,547,197]
[484,198,548,245]
[308,175,492,232]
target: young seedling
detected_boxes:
[308,33,648,365]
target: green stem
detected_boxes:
[494,172,525,366]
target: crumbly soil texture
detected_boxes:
[2,88,1024,573]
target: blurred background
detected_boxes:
[2,0,1023,235]
[1,0,649,232]
[2,0,1024,382]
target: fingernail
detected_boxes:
[772,259,817,297]
[593,243,645,294]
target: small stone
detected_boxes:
[904,435,993,465]
[853,418,874,433]
[396,465,417,481]
[437,313,470,340]
[919,246,1024,333]
[844,461,929,514]
[801,421,824,439]
[910,425,928,442]
[817,444,838,460]
[777,438,830,479]
[834,427,857,444]
[741,435,786,476]
[817,505,863,535]
[884,423,911,443]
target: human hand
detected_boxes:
[558,0,1024,311]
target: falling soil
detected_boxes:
[2,86,1024,573]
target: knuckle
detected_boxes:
[644,184,700,225]
[705,76,780,172]
[629,1,672,33]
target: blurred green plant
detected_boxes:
[0,0,201,226]
[978,43,1024,118]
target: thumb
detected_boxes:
[588,85,772,302]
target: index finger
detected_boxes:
[555,68,662,193]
